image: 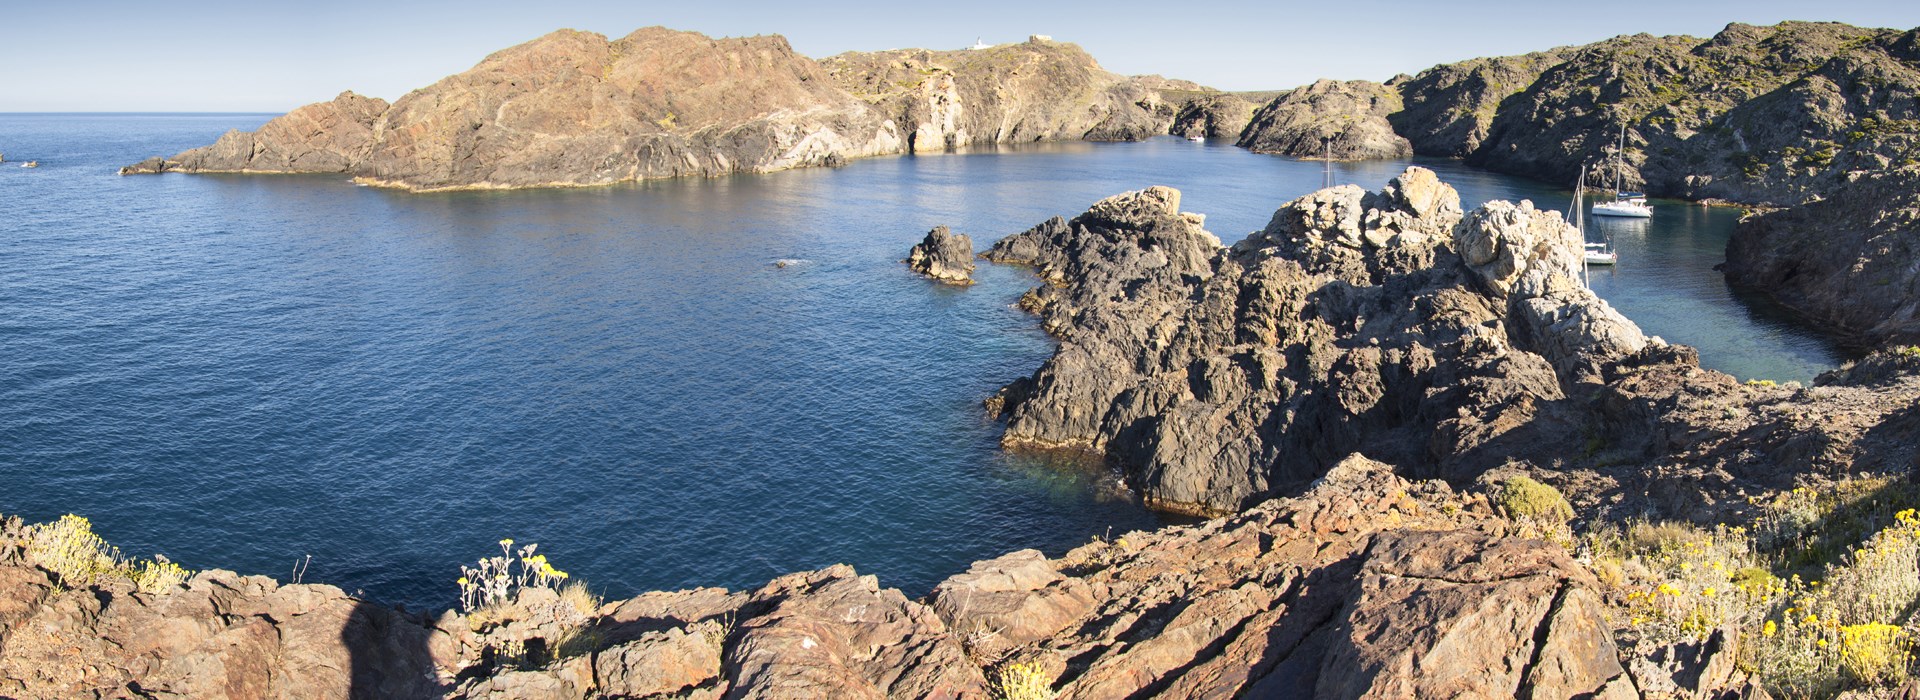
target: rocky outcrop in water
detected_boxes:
[1724,166,1920,348]
[984,168,1646,514]
[905,225,976,285]
[121,29,1217,191]
[1236,79,1413,160]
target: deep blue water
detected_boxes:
[0,114,1844,609]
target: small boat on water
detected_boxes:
[1593,192,1652,218]
[1592,122,1652,218]
[1187,135,1205,143]
[1569,163,1618,271]
[20,161,38,168]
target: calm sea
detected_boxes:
[0,114,1844,608]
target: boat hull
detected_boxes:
[1591,206,1651,218]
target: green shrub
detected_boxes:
[1496,476,1574,525]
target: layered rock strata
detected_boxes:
[1724,166,1920,348]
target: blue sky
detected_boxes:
[1,0,1914,111]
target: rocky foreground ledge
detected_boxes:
[4,457,1725,699]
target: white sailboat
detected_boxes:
[1592,122,1652,218]
[1571,164,1617,269]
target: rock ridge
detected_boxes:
[121,29,1229,192]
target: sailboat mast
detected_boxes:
[1612,122,1626,196]
[1323,137,1332,189]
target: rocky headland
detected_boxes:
[120,30,1224,192]
[905,225,976,285]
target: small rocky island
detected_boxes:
[905,226,976,285]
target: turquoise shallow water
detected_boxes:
[0,115,1844,608]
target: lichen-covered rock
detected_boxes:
[905,225,976,285]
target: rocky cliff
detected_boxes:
[122,29,1223,191]
[1724,166,1920,348]
[126,28,903,191]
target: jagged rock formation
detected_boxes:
[122,29,1223,191]
[819,36,1194,152]
[1724,166,1920,348]
[905,225,976,284]
[1236,79,1413,160]
[984,168,1644,513]
[7,457,1711,699]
